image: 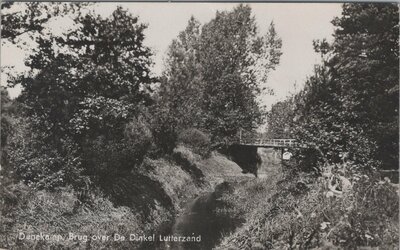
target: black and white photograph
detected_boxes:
[0,1,399,249]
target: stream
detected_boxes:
[164,181,241,250]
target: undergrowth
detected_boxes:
[0,184,146,249]
[217,161,399,249]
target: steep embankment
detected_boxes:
[141,147,249,213]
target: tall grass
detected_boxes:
[217,162,399,249]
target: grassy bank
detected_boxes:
[0,147,244,249]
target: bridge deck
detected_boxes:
[237,139,300,148]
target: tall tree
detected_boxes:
[266,98,295,139]
[7,6,156,188]
[329,3,399,169]
[158,16,203,131]
[158,5,282,146]
[295,3,399,169]
[1,2,87,44]
[199,5,282,143]
[12,7,155,141]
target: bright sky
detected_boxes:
[1,2,342,108]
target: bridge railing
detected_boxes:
[239,138,298,147]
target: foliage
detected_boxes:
[82,115,152,176]
[141,157,206,212]
[6,6,156,190]
[293,3,399,170]
[150,104,178,155]
[199,5,281,143]
[177,128,211,157]
[12,6,155,141]
[1,2,87,44]
[0,184,147,249]
[265,98,295,139]
[0,87,14,169]
[159,5,282,145]
[3,3,398,250]
[221,4,400,250]
[217,162,399,249]
[1,87,11,147]
[172,146,205,184]
[158,17,204,131]
[7,117,87,190]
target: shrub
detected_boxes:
[7,117,86,190]
[177,128,211,157]
[150,106,178,155]
[83,116,153,179]
[172,146,205,184]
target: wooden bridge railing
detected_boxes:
[239,138,298,147]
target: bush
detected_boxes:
[7,117,86,190]
[150,106,178,155]
[177,128,211,157]
[82,116,153,179]
[172,146,205,184]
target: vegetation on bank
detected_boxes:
[217,161,399,249]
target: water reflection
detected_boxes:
[257,148,282,178]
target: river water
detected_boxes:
[168,187,221,249]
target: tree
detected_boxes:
[158,5,282,146]
[1,87,12,150]
[1,2,87,44]
[266,98,295,139]
[12,7,155,140]
[329,3,399,169]
[199,5,282,144]
[1,87,14,172]
[7,6,156,188]
[154,17,203,151]
[160,16,203,127]
[294,3,399,170]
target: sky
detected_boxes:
[1,2,343,108]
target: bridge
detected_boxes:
[237,138,300,148]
